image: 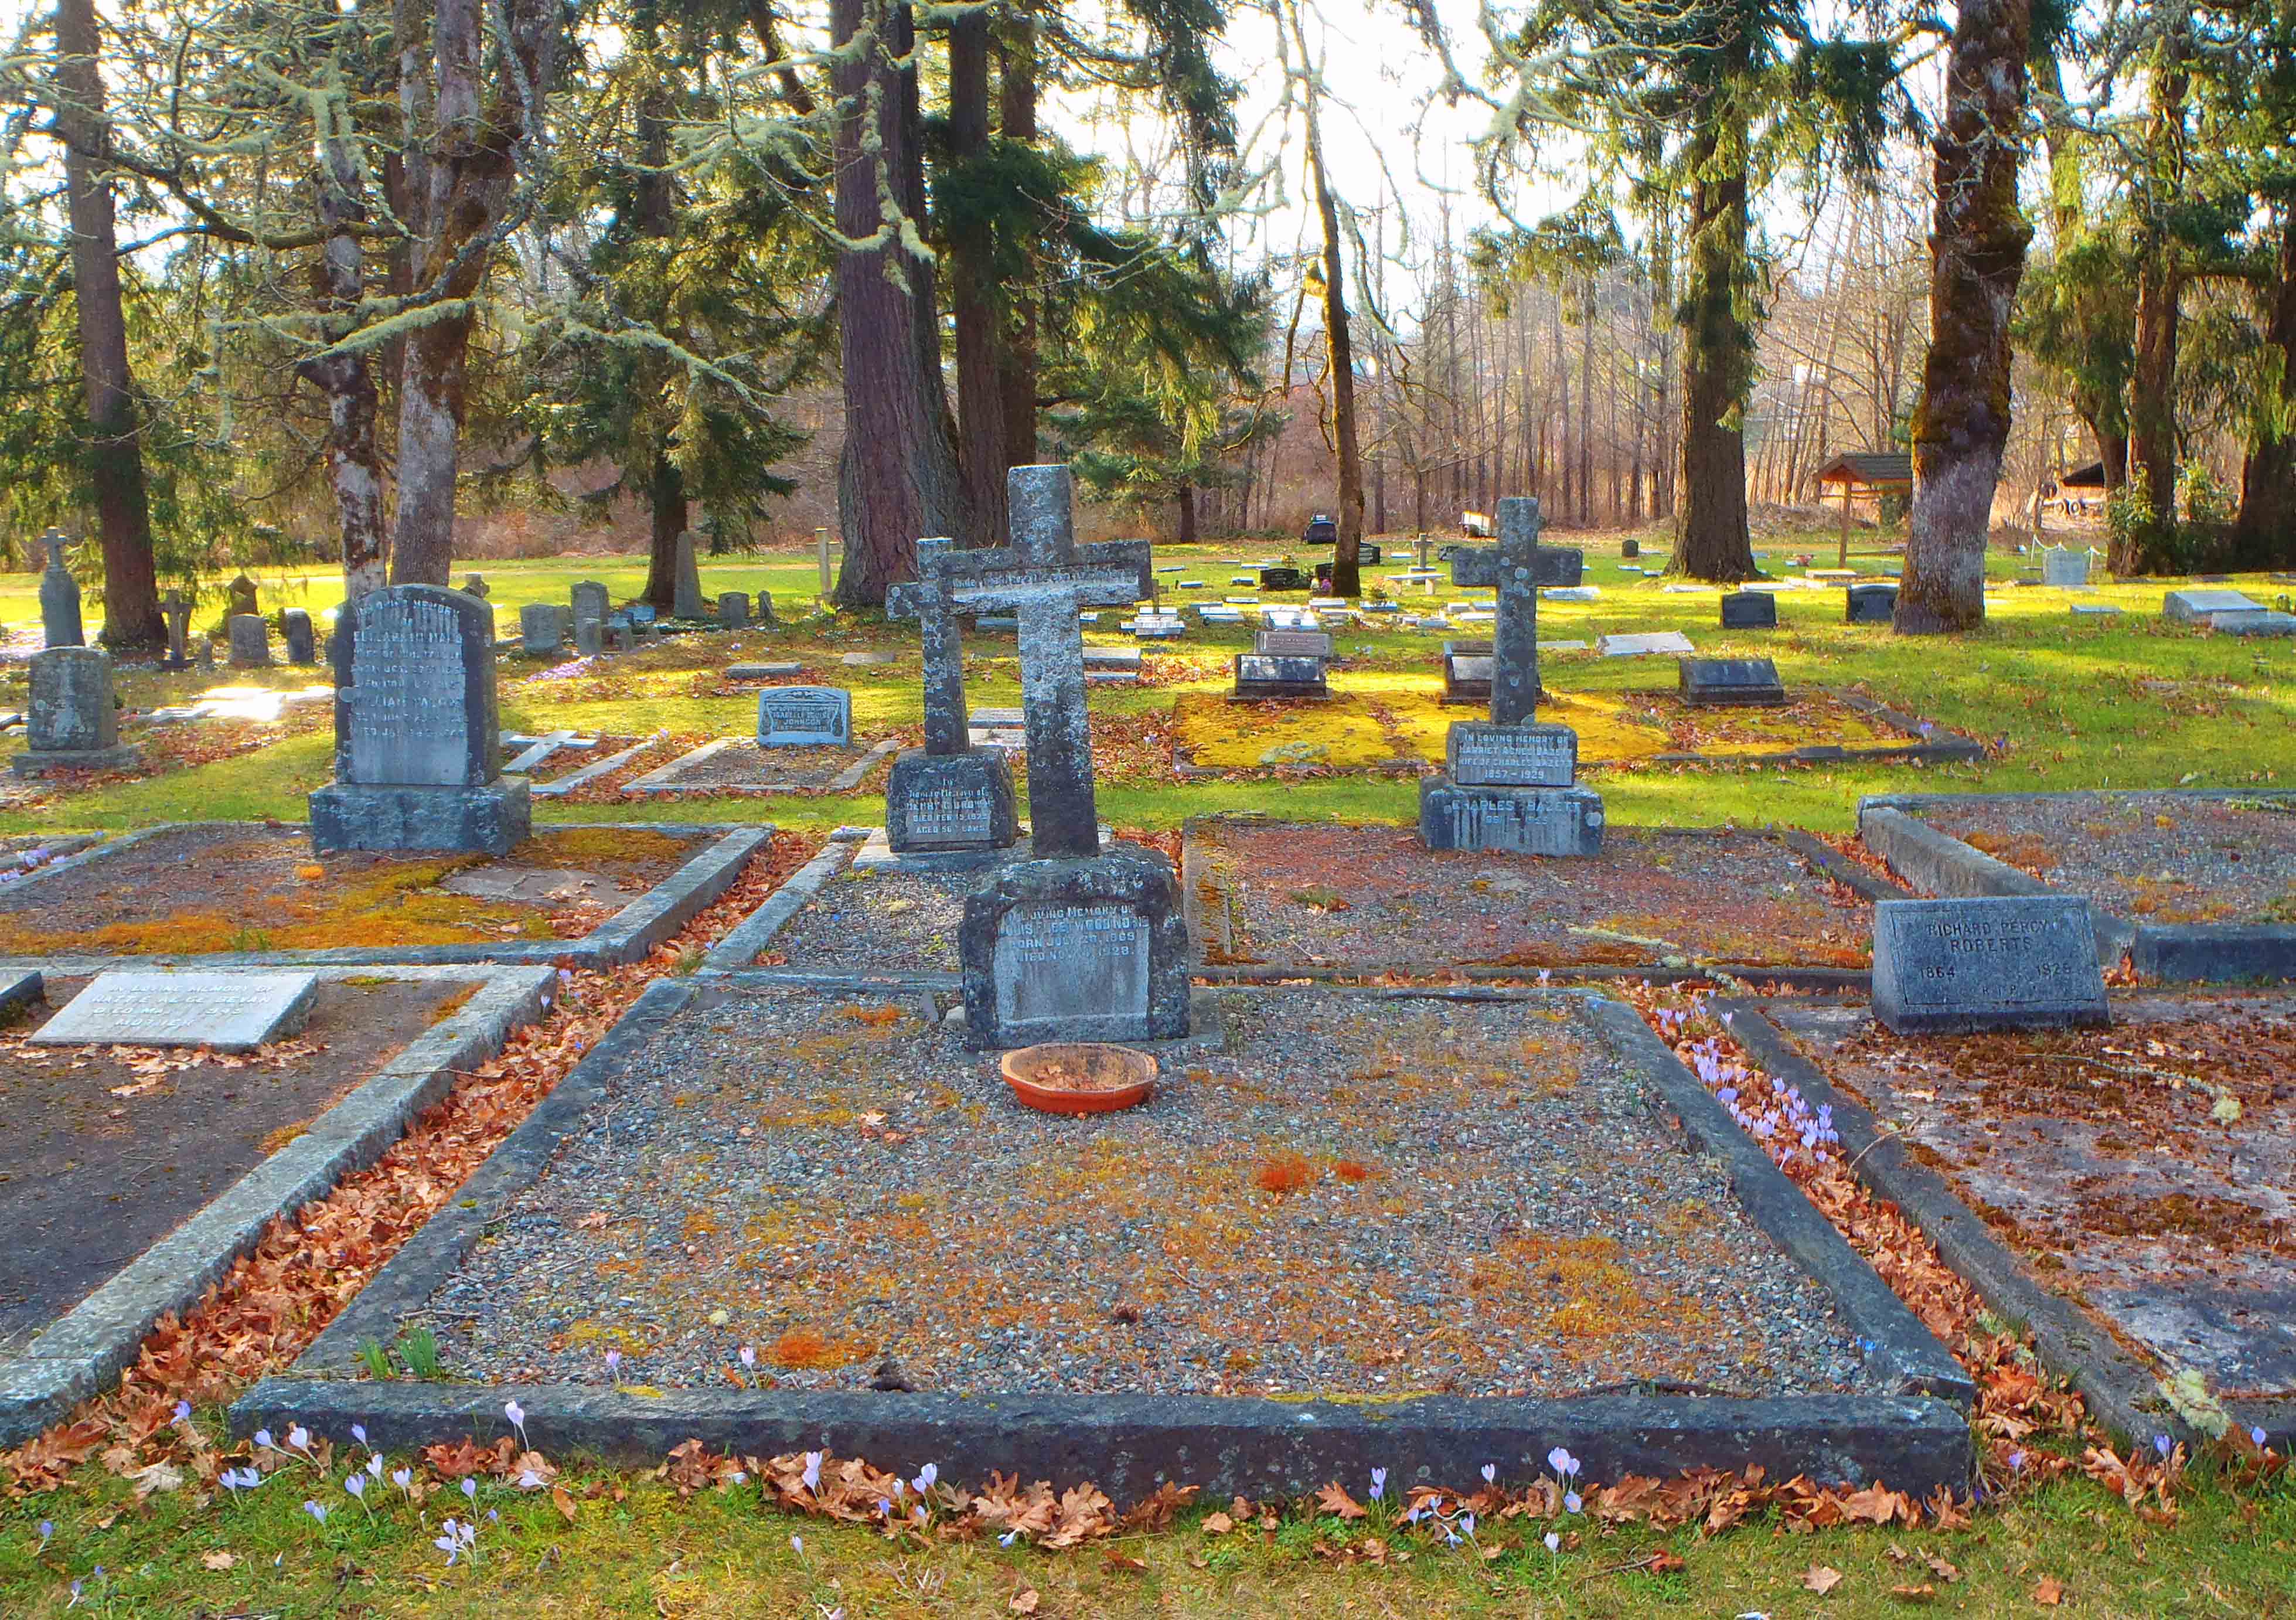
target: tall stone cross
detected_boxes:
[900,465,1152,858]
[1448,496,1582,721]
[885,537,970,758]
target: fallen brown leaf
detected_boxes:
[552,1483,578,1523]
[1008,1587,1039,1614]
[200,1550,235,1571]
[2032,1575,2065,1606]
[1891,1583,1937,1602]
[1201,1511,1235,1536]
[1804,1564,1845,1594]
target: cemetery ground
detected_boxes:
[1,523,2294,1616]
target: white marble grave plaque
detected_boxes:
[32,970,321,1053]
[992,901,1149,1032]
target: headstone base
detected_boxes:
[308,778,532,856]
[885,748,1020,853]
[11,744,141,777]
[958,842,1190,1050]
[1418,777,1605,856]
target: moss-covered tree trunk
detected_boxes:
[1670,110,1757,583]
[948,9,1009,547]
[1293,0,1364,598]
[2233,204,2296,569]
[1898,0,2032,635]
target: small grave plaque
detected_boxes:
[757,686,851,747]
[1721,591,1777,629]
[1679,657,1787,706]
[1870,897,2110,1035]
[1446,721,1576,787]
[2163,588,2261,621]
[2210,609,2296,637]
[32,969,320,1054]
[1597,631,1695,657]
[1255,628,1334,659]
[727,661,804,679]
[1845,584,1899,623]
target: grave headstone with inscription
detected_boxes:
[1678,656,1786,706]
[1257,565,1306,591]
[31,969,319,1053]
[757,686,851,747]
[1255,628,1334,659]
[519,602,563,656]
[228,614,272,668]
[1721,590,1777,629]
[37,531,84,648]
[282,608,317,665]
[719,591,751,629]
[1870,897,2110,1035]
[12,646,139,775]
[1419,496,1605,855]
[884,537,1020,855]
[1846,583,1898,623]
[308,584,529,853]
[1231,652,1328,699]
[952,465,1187,1046]
[571,580,609,625]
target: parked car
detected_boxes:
[1303,513,1338,545]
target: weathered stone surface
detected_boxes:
[573,616,604,656]
[1680,657,1787,706]
[1870,897,2110,1035]
[718,591,751,628]
[227,574,258,620]
[282,608,316,665]
[1442,651,1493,705]
[520,602,563,655]
[726,661,803,679]
[1255,628,1334,658]
[461,573,490,598]
[1597,631,1696,657]
[959,842,1189,1047]
[2210,609,2296,637]
[308,778,532,856]
[30,970,319,1053]
[13,647,138,774]
[38,531,83,648]
[2162,588,2261,621]
[2040,549,2090,588]
[1257,566,1307,591]
[1417,778,1606,855]
[1231,653,1328,699]
[673,531,705,620]
[1847,584,1899,623]
[1445,721,1578,787]
[159,591,193,669]
[885,537,971,754]
[756,686,851,747]
[571,581,609,625]
[1721,591,1778,629]
[885,748,1019,852]
[226,614,271,668]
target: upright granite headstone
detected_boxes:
[1258,565,1307,591]
[673,530,705,620]
[573,615,604,656]
[1721,590,1777,629]
[1419,496,1604,855]
[1621,537,1640,559]
[37,530,84,648]
[519,603,563,656]
[757,686,851,746]
[159,590,193,671]
[282,608,317,665]
[1870,897,2110,1035]
[12,647,139,775]
[308,585,529,854]
[2162,587,2262,621]
[228,574,259,620]
[1231,652,1328,699]
[718,591,751,629]
[571,580,609,625]
[1678,657,1786,706]
[1846,583,1898,623]
[228,614,272,668]
[950,466,1187,1046]
[884,536,1020,854]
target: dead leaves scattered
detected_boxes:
[1804,1563,1845,1594]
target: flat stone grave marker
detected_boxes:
[1721,591,1778,628]
[1870,896,2110,1035]
[727,661,804,679]
[1442,650,1493,705]
[2212,610,2296,637]
[840,650,898,667]
[2163,588,2262,621]
[1082,646,1142,669]
[31,969,320,1053]
[2071,604,2124,617]
[1845,584,1898,623]
[1680,657,1787,707]
[1232,653,1328,699]
[1598,631,1696,657]
[1541,584,1600,602]
[757,686,851,747]
[1255,628,1334,659]
[1258,566,1306,590]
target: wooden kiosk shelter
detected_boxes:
[1812,450,1913,567]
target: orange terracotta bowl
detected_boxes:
[1000,1043,1157,1116]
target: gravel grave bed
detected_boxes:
[1906,791,2296,925]
[0,975,466,1347]
[1192,821,1872,969]
[636,740,887,795]
[767,863,995,972]
[1766,992,2296,1398]
[427,985,1879,1400]
[0,823,704,955]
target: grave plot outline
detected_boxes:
[236,978,1973,1500]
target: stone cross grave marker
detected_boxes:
[883,538,1020,852]
[1445,498,1585,718]
[31,969,321,1053]
[1871,896,2110,1034]
[906,469,1152,857]
[159,590,192,670]
[38,530,84,648]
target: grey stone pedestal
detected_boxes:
[885,748,1018,853]
[958,841,1190,1049]
[309,779,532,856]
[12,744,141,776]
[1418,778,1606,855]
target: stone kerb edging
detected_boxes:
[233,982,1973,1502]
[1719,996,2294,1451]
[0,964,553,1447]
[0,822,770,976]
[697,829,868,971]
[1858,792,2296,981]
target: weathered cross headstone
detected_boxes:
[308,584,529,853]
[159,590,193,671]
[718,591,751,629]
[883,537,1019,853]
[30,969,319,1053]
[227,574,259,620]
[1721,591,1777,629]
[519,603,563,656]
[950,465,1188,1047]
[1871,897,2110,1035]
[1678,656,1786,706]
[756,686,851,747]
[11,646,139,775]
[283,608,317,665]
[1419,497,1603,855]
[37,531,84,648]
[228,614,272,668]
[673,531,705,620]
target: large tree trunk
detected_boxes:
[1899,0,2032,635]
[1175,482,1198,545]
[305,113,389,601]
[52,0,162,649]
[997,34,1040,471]
[1671,113,1757,582]
[390,0,557,586]
[830,0,968,605]
[634,60,683,608]
[643,454,689,608]
[2120,22,2189,566]
[1302,97,1365,596]
[948,9,1009,546]
[2233,204,2296,568]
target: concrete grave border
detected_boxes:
[1859,790,2296,982]
[1180,815,1905,979]
[0,962,553,1445]
[0,821,771,975]
[1719,994,2296,1450]
[622,737,898,798]
[233,981,1971,1500]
